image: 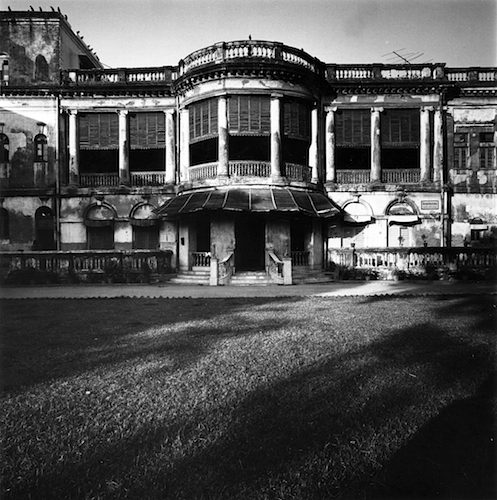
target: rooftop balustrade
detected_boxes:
[62,67,175,86]
[177,40,325,77]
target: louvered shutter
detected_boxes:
[336,110,370,146]
[229,96,270,135]
[189,99,218,142]
[381,110,420,146]
[79,113,119,150]
[130,113,165,150]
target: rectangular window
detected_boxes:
[189,99,218,142]
[335,110,371,170]
[454,132,468,169]
[479,132,495,169]
[130,113,165,149]
[88,226,114,250]
[381,109,420,146]
[284,101,310,140]
[228,96,270,135]
[133,226,159,249]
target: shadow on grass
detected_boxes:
[0,297,299,392]
[371,371,496,500]
[2,295,496,499]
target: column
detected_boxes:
[420,107,432,182]
[309,106,319,183]
[433,107,443,184]
[164,109,176,184]
[270,93,282,180]
[118,110,129,186]
[179,108,190,182]
[371,107,382,182]
[68,110,79,185]
[218,96,229,177]
[325,107,336,183]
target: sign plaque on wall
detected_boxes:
[421,200,440,211]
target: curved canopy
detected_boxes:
[155,187,341,219]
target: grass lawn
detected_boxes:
[1,295,496,500]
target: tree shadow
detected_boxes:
[372,371,496,500]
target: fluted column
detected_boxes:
[433,107,443,184]
[309,107,319,183]
[118,110,130,186]
[68,110,79,185]
[270,93,282,180]
[371,107,382,182]
[420,107,432,182]
[179,108,189,182]
[218,96,229,177]
[325,107,336,183]
[164,109,176,184]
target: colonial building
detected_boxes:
[1,9,496,284]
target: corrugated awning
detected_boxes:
[388,215,421,226]
[155,187,341,219]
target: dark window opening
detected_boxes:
[133,226,159,249]
[34,207,55,250]
[35,55,49,81]
[34,134,48,162]
[88,226,114,250]
[381,148,419,169]
[195,215,211,252]
[80,150,118,173]
[229,136,270,162]
[190,137,218,166]
[0,133,9,162]
[336,148,370,169]
[0,208,9,240]
[130,149,165,171]
[479,132,494,143]
[471,229,483,241]
[291,219,307,252]
[283,138,309,165]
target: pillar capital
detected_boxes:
[421,106,434,113]
[117,109,129,117]
[371,107,384,114]
[324,106,338,113]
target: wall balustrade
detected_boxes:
[63,67,173,86]
[191,251,211,267]
[0,250,173,283]
[291,251,310,266]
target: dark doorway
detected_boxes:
[195,214,211,252]
[235,215,265,271]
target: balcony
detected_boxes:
[79,172,168,188]
[336,170,371,184]
[188,161,312,183]
[62,67,174,86]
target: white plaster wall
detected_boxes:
[61,221,86,245]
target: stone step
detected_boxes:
[230,272,273,286]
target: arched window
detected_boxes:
[0,207,9,240]
[130,203,159,249]
[0,133,9,163]
[84,204,115,250]
[34,207,55,250]
[34,134,48,162]
[35,55,49,81]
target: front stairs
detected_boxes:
[169,267,332,286]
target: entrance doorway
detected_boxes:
[235,215,265,271]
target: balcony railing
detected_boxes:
[131,172,168,186]
[381,169,421,184]
[229,161,271,178]
[336,169,371,184]
[192,252,211,268]
[178,40,324,77]
[80,173,120,187]
[189,163,218,181]
[291,251,310,266]
[284,163,312,182]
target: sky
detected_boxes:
[4,0,497,69]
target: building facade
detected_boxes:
[1,9,496,283]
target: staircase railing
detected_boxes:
[218,251,235,285]
[191,252,211,268]
[267,251,284,284]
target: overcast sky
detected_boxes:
[5,0,497,69]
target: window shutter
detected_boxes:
[229,96,270,135]
[130,112,165,149]
[336,110,370,146]
[381,110,420,145]
[189,99,218,141]
[79,113,119,150]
